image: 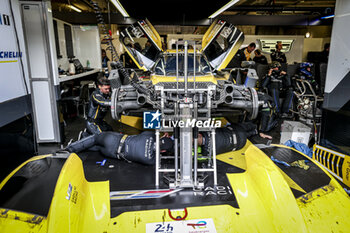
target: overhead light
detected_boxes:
[68,5,82,13]
[305,32,311,38]
[209,0,240,19]
[110,0,130,18]
[321,14,334,19]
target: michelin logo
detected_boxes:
[0,51,22,59]
[143,110,161,129]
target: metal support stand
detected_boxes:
[155,129,160,187]
[211,129,218,186]
[193,127,198,186]
[179,103,193,188]
[155,40,218,189]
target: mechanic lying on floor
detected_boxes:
[64,124,253,165]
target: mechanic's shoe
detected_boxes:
[78,131,83,141]
[281,113,293,119]
[67,138,74,146]
[55,149,70,156]
[78,128,90,140]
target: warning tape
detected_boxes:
[313,144,350,187]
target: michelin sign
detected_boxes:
[0,11,22,62]
[0,0,30,103]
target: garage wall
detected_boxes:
[73,25,101,69]
[323,0,350,111]
[302,38,331,61]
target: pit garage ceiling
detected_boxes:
[51,0,336,25]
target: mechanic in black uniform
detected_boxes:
[65,126,250,165]
[261,61,294,118]
[66,131,172,165]
[86,77,113,134]
[253,49,268,65]
[270,42,287,64]
[293,62,319,94]
[199,123,252,156]
[229,42,256,68]
[257,92,278,139]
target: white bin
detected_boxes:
[280,121,311,145]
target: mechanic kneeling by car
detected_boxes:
[86,76,113,135]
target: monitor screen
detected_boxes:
[73,59,84,71]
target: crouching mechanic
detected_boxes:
[66,126,249,165]
[86,77,113,134]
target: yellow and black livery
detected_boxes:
[1,142,350,232]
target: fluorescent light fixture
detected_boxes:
[110,0,130,18]
[68,5,82,13]
[321,14,334,19]
[209,0,240,19]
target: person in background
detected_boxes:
[229,42,256,68]
[253,49,268,65]
[257,92,278,139]
[261,61,294,118]
[320,43,330,63]
[271,42,287,64]
[142,40,158,59]
[101,49,110,77]
[101,49,110,68]
[121,43,138,68]
[86,76,113,135]
[293,62,319,94]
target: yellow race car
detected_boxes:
[1,142,350,232]
[110,19,260,122]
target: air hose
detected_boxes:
[88,0,155,99]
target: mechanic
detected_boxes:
[199,123,252,156]
[229,42,256,68]
[86,76,113,134]
[101,49,110,77]
[293,62,319,94]
[65,126,250,165]
[261,61,294,118]
[270,42,287,64]
[66,131,172,165]
[257,92,278,139]
[253,49,268,65]
[101,49,109,68]
[320,43,330,63]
